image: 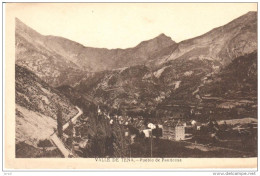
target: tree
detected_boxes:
[57,105,63,138]
[37,139,52,152]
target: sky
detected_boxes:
[8,3,257,49]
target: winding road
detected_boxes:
[50,106,83,158]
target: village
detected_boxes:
[58,105,257,158]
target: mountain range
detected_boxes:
[68,11,257,117]
[16,18,176,87]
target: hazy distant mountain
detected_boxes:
[15,64,78,148]
[44,33,176,70]
[15,18,176,87]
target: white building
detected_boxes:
[162,121,185,141]
[173,126,185,141]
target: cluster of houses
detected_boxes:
[96,106,194,142]
[63,105,213,157]
[60,102,258,158]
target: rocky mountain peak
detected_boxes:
[157,33,173,41]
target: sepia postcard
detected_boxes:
[4,2,258,170]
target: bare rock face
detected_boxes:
[15,64,77,120]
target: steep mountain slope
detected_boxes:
[195,51,257,120]
[199,51,257,99]
[15,64,78,147]
[75,65,160,111]
[149,11,257,68]
[15,19,86,87]
[161,51,257,106]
